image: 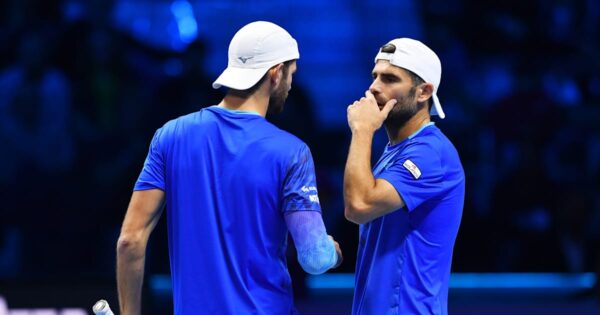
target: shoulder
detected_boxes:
[258,125,312,165]
[163,107,221,130]
[271,126,307,149]
[402,138,440,162]
[401,126,463,177]
[157,113,188,133]
[152,110,205,143]
[386,127,456,173]
[406,126,457,157]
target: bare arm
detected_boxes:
[344,91,404,224]
[117,189,165,315]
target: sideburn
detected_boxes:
[267,77,288,115]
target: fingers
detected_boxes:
[328,235,340,251]
[334,243,343,268]
[381,98,397,116]
[326,234,343,268]
[350,92,376,108]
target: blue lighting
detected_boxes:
[449,272,596,289]
[150,273,597,293]
[306,273,355,290]
[171,0,198,44]
[132,17,151,36]
[163,58,183,77]
[305,273,597,290]
[150,274,172,292]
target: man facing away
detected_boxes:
[116,21,342,315]
[344,38,465,315]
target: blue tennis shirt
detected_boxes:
[135,106,322,315]
[352,123,465,315]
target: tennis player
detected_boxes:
[116,21,342,315]
[344,38,465,315]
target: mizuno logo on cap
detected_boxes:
[238,56,253,63]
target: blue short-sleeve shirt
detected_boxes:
[135,106,321,315]
[352,123,465,315]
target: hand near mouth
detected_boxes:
[347,91,397,133]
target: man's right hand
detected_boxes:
[329,235,343,268]
[347,91,396,134]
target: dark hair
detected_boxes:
[228,60,295,98]
[406,69,431,111]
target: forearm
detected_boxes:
[116,236,147,315]
[344,93,401,224]
[285,211,339,275]
[344,130,377,213]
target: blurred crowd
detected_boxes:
[0,0,599,299]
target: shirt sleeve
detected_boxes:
[281,144,321,213]
[377,142,448,212]
[284,211,337,275]
[134,128,166,191]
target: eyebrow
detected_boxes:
[372,71,400,80]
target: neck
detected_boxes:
[385,107,431,145]
[218,88,270,117]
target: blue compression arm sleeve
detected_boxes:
[285,211,338,275]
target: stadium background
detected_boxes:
[1,0,599,314]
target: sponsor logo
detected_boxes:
[238,56,253,63]
[403,159,421,179]
[301,186,317,193]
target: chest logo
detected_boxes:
[403,159,421,179]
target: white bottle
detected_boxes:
[92,299,115,315]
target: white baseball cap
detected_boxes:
[212,21,299,90]
[374,38,445,119]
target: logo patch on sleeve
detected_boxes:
[403,159,421,179]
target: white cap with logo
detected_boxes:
[212,21,300,90]
[374,38,445,119]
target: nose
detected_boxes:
[369,79,380,96]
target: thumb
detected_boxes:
[381,98,397,116]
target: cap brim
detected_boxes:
[430,94,445,119]
[212,66,270,90]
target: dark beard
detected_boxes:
[384,86,424,131]
[267,81,288,115]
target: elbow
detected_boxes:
[298,255,334,275]
[344,203,371,225]
[300,261,330,275]
[116,233,146,260]
[297,243,337,275]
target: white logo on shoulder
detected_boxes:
[403,159,421,179]
[301,185,317,193]
[301,186,320,204]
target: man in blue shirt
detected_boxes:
[116,21,342,315]
[344,38,465,315]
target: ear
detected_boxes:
[268,63,284,88]
[417,83,434,103]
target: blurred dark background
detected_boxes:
[1,0,600,314]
